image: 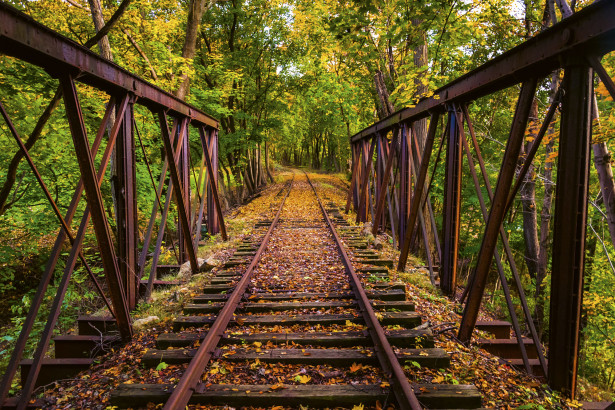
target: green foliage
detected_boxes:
[0,0,615,398]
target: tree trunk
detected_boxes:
[87,0,113,60]
[592,141,615,243]
[373,70,394,120]
[176,0,212,99]
[411,19,436,264]
[265,140,274,183]
[257,145,265,185]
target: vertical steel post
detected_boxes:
[458,78,538,342]
[345,144,358,214]
[198,126,227,241]
[548,60,593,397]
[441,106,462,296]
[207,129,221,235]
[177,121,190,262]
[115,98,138,309]
[356,136,376,223]
[60,75,132,340]
[398,126,410,246]
[376,133,385,229]
[158,112,199,273]
[398,112,440,269]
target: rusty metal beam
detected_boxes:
[548,59,593,398]
[61,74,132,340]
[0,95,114,405]
[158,113,199,272]
[398,112,440,271]
[398,127,410,246]
[440,106,462,296]
[458,78,538,343]
[16,92,131,409]
[198,126,227,241]
[0,3,217,129]
[115,98,139,309]
[357,136,377,223]
[351,0,615,143]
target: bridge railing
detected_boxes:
[348,0,615,398]
[0,2,226,406]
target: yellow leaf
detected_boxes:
[299,375,311,384]
[349,362,362,373]
[352,405,364,410]
[253,341,262,348]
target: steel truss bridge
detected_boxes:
[0,0,615,407]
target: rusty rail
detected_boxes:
[163,175,295,409]
[304,172,422,410]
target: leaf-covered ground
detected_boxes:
[31,170,581,409]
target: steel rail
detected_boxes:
[163,175,295,409]
[350,0,615,143]
[304,172,422,410]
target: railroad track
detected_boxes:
[111,172,482,409]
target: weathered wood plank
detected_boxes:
[53,335,120,358]
[183,300,415,314]
[157,329,434,349]
[173,312,420,331]
[111,383,481,408]
[356,259,395,268]
[142,347,449,368]
[20,358,93,387]
[202,284,234,294]
[192,289,407,303]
